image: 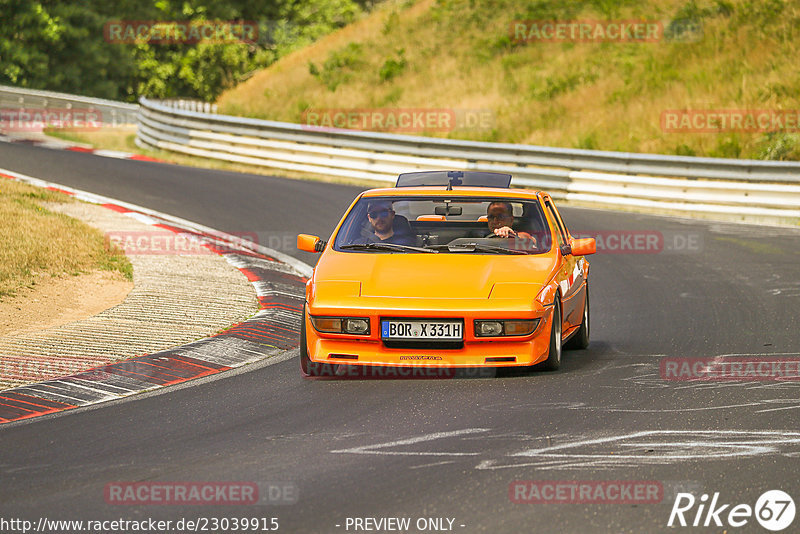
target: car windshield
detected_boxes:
[333,196,551,254]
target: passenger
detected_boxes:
[362,200,416,245]
[486,201,536,244]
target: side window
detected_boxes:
[544,200,568,248]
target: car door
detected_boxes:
[542,195,585,332]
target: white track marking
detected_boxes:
[514,430,800,456]
[478,430,800,471]
[331,428,800,471]
[331,428,490,456]
[123,212,160,225]
[476,458,635,471]
[755,399,800,413]
[92,149,135,159]
[409,461,458,469]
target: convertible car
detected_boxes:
[297,171,595,377]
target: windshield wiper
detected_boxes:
[433,243,529,255]
[340,243,437,253]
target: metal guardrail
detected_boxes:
[0,84,138,126]
[137,97,800,224]
[1,85,797,224]
[159,99,219,114]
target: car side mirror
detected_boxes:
[570,238,596,256]
[297,234,326,253]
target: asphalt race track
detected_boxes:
[2,141,800,533]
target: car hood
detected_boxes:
[312,251,557,300]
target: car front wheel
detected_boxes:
[299,304,335,377]
[564,283,589,350]
[534,297,562,371]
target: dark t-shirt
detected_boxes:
[361,232,416,246]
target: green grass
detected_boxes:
[216,0,800,160]
[45,126,138,152]
[0,179,133,299]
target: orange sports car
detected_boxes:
[297,171,595,377]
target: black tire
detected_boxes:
[299,304,335,377]
[564,283,589,350]
[535,297,562,371]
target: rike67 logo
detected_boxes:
[668,490,795,531]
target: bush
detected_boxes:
[757,132,800,160]
[379,49,406,82]
[309,42,365,91]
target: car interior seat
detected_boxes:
[392,215,420,244]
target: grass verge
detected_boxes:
[0,178,133,299]
[46,126,138,152]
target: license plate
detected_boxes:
[381,320,463,340]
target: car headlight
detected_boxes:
[475,321,504,336]
[474,319,540,337]
[310,316,370,335]
[343,318,370,334]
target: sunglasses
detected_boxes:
[368,209,392,218]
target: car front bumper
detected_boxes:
[304,303,554,368]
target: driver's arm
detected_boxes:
[493,226,537,245]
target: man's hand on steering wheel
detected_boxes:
[492,226,517,238]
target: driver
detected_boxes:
[362,200,415,245]
[487,201,536,244]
